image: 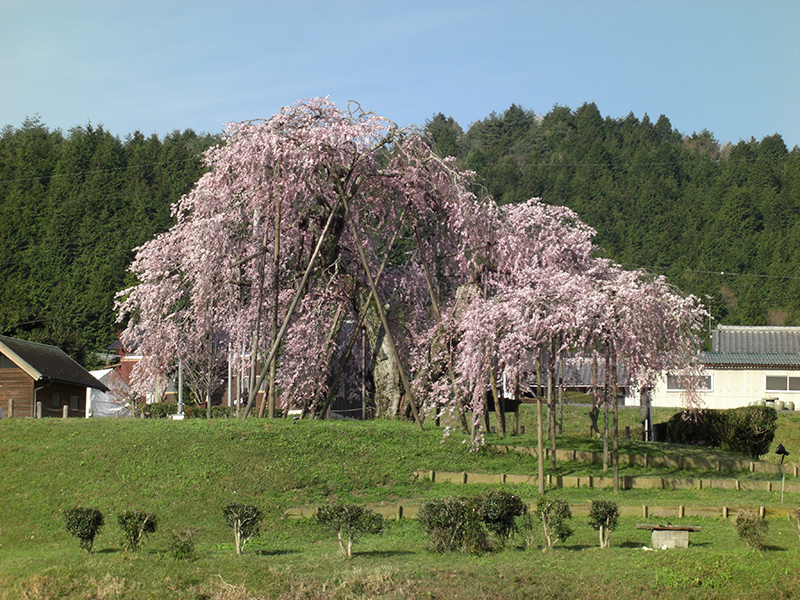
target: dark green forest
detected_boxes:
[0,117,218,365]
[427,104,800,340]
[1,104,799,364]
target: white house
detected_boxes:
[651,325,800,410]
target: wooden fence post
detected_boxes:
[36,401,42,419]
[62,405,69,419]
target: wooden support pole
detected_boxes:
[342,194,423,430]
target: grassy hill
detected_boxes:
[2,411,800,599]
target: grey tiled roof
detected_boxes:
[0,335,108,391]
[712,325,800,353]
[702,351,800,368]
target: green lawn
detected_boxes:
[1,410,800,599]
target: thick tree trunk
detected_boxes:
[342,194,423,430]
[415,227,469,433]
[317,203,409,420]
[241,196,341,419]
[363,305,403,418]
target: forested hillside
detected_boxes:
[426,104,800,338]
[0,117,218,365]
[1,103,798,365]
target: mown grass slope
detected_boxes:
[2,410,800,599]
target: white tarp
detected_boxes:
[86,368,132,417]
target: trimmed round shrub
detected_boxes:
[144,403,236,419]
[722,406,777,458]
[418,496,486,554]
[316,503,384,557]
[117,511,157,552]
[732,509,768,550]
[588,499,619,549]
[65,507,104,553]
[223,503,262,555]
[168,527,198,560]
[478,490,527,547]
[664,409,726,447]
[533,496,573,550]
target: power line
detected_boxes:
[0,155,204,185]
[621,263,800,282]
[0,311,105,333]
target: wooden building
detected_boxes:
[0,335,108,418]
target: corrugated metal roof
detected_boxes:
[702,351,800,367]
[0,335,108,391]
[712,325,800,353]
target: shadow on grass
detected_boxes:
[351,550,415,558]
[761,544,789,552]
[254,549,300,557]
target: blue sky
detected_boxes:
[2,1,799,148]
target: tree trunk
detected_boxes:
[342,194,423,430]
[489,364,505,438]
[415,227,469,433]
[363,304,403,418]
[537,354,545,495]
[557,351,564,435]
[549,339,557,471]
[603,351,610,472]
[267,197,281,419]
[612,349,620,493]
[241,196,341,419]
[317,212,403,420]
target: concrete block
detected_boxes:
[686,506,721,518]
[649,506,678,518]
[652,529,689,549]
[436,472,467,484]
[662,478,697,490]
[629,476,663,489]
[738,480,770,492]
[504,473,538,485]
[560,476,581,488]
[465,472,502,484]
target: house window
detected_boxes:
[51,391,61,408]
[666,374,712,392]
[765,376,800,392]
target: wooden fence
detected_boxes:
[490,445,800,477]
[412,469,800,494]
[286,502,792,521]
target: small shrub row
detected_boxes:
[65,503,383,559]
[417,492,618,554]
[658,405,777,457]
[65,508,158,554]
[144,402,236,419]
[66,499,783,557]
